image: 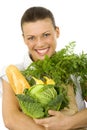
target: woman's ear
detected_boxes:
[55,26,60,38]
[22,33,24,39]
[22,33,26,45]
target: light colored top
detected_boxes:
[0,52,86,110]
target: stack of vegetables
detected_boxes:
[6,41,87,118]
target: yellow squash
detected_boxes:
[44,76,55,85]
[32,76,44,84]
[6,65,30,94]
[32,76,55,85]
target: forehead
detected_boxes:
[22,18,54,34]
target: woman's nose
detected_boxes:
[36,37,43,45]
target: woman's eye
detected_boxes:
[44,33,50,37]
[28,36,35,41]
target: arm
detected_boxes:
[35,109,87,130]
[2,79,45,130]
[69,108,87,129]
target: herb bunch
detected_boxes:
[21,41,87,99]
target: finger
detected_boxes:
[34,118,49,125]
[45,127,48,130]
[45,124,49,130]
[33,119,39,124]
[48,110,60,116]
[34,119,49,129]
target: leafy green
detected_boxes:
[18,41,87,118]
[45,95,66,116]
[16,94,44,118]
[16,84,69,118]
[29,84,57,106]
[21,41,87,98]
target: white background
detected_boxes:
[0,0,87,129]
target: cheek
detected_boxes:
[49,36,57,45]
[27,43,34,50]
[24,40,33,50]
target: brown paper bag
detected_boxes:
[60,84,86,130]
[61,84,78,115]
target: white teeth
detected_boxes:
[37,48,49,55]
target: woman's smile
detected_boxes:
[35,47,50,56]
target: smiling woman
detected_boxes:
[0,0,87,69]
[0,0,87,130]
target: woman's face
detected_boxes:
[22,18,60,61]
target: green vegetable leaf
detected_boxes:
[29,84,57,106]
[19,41,87,118]
[16,94,44,118]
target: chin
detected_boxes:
[36,52,51,60]
[39,56,45,60]
[37,55,47,60]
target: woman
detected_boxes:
[1,6,87,130]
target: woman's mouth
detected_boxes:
[36,47,50,56]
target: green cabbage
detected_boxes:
[29,84,57,106]
[16,94,44,118]
[16,84,69,118]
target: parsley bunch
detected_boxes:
[22,41,87,99]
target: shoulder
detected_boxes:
[0,52,32,79]
[16,52,33,70]
[0,66,7,79]
[23,52,33,69]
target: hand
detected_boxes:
[34,110,71,130]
